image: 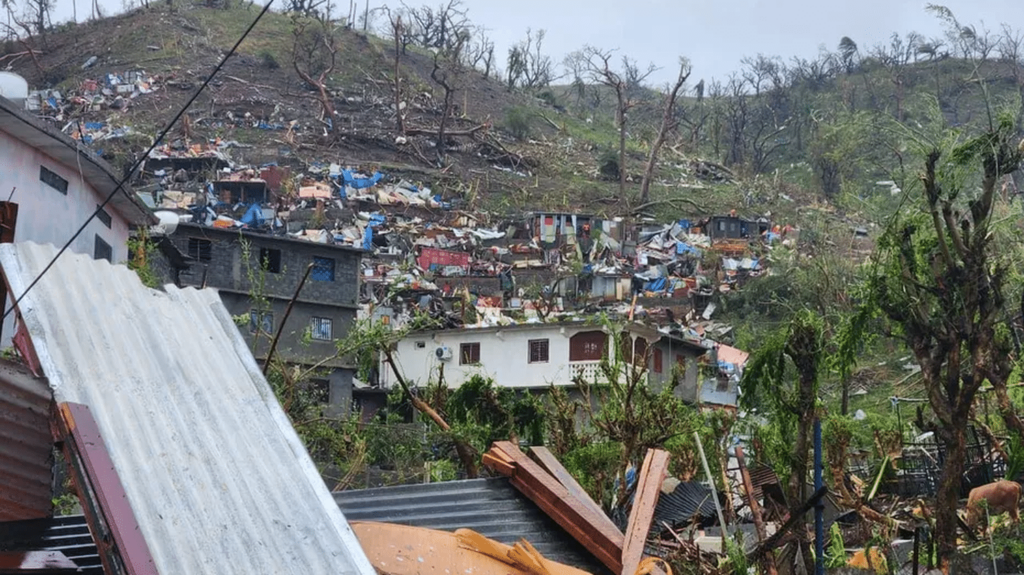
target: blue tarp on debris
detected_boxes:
[677,242,701,256]
[341,170,383,190]
[644,277,667,292]
[241,203,263,226]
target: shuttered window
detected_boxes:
[460,343,480,365]
[569,331,606,362]
[528,339,549,363]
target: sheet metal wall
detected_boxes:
[0,242,374,575]
[0,357,52,521]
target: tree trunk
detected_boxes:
[639,64,689,205]
[617,100,627,198]
[934,426,965,565]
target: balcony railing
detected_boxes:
[570,360,646,385]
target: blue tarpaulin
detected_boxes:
[241,203,263,226]
[363,226,373,250]
[340,169,384,189]
[676,242,701,256]
[644,277,667,292]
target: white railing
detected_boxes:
[570,361,646,385]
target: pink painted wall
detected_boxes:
[0,129,130,260]
[0,128,132,348]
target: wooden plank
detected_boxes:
[491,442,624,573]
[529,446,620,535]
[621,449,670,575]
[482,453,515,476]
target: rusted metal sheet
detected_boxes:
[0,357,52,522]
[52,402,157,575]
[0,242,375,575]
[0,550,78,573]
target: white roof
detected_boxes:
[0,242,373,575]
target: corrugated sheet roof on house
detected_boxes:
[335,477,609,574]
[0,358,52,522]
[0,242,374,575]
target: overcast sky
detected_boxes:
[50,0,1019,85]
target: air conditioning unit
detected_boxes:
[435,346,453,361]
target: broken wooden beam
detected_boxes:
[528,446,617,533]
[621,448,670,575]
[737,446,777,575]
[485,442,625,574]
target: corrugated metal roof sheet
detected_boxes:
[0,357,52,522]
[0,242,374,575]
[651,481,719,529]
[0,515,102,574]
[335,478,609,574]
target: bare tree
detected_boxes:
[405,0,468,51]
[386,9,406,135]
[637,58,691,205]
[871,32,920,122]
[430,32,467,164]
[505,28,553,91]
[285,0,328,18]
[462,26,494,78]
[581,46,656,198]
[292,17,338,136]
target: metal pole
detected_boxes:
[912,527,920,575]
[814,418,824,575]
[694,431,728,553]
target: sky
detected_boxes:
[48,0,1020,86]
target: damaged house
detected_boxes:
[151,222,363,416]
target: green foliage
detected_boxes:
[259,49,280,69]
[504,106,534,141]
[127,233,161,289]
[563,442,623,510]
[51,493,78,516]
[825,523,847,568]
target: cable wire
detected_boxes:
[2,1,274,321]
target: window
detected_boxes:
[460,342,480,365]
[249,310,273,334]
[311,256,335,281]
[259,248,282,273]
[528,339,549,363]
[310,317,333,341]
[570,331,606,362]
[188,237,212,262]
[633,337,648,365]
[40,166,68,194]
[308,379,329,404]
[96,205,112,228]
[676,354,687,369]
[94,235,112,262]
[653,348,663,374]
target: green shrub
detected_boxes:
[259,49,280,69]
[504,106,533,141]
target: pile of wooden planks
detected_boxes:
[483,442,671,575]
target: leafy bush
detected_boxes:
[503,106,533,141]
[563,442,623,511]
[598,149,619,181]
[259,49,280,69]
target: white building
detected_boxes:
[0,95,154,345]
[0,95,152,262]
[384,322,710,395]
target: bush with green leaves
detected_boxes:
[503,106,533,141]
